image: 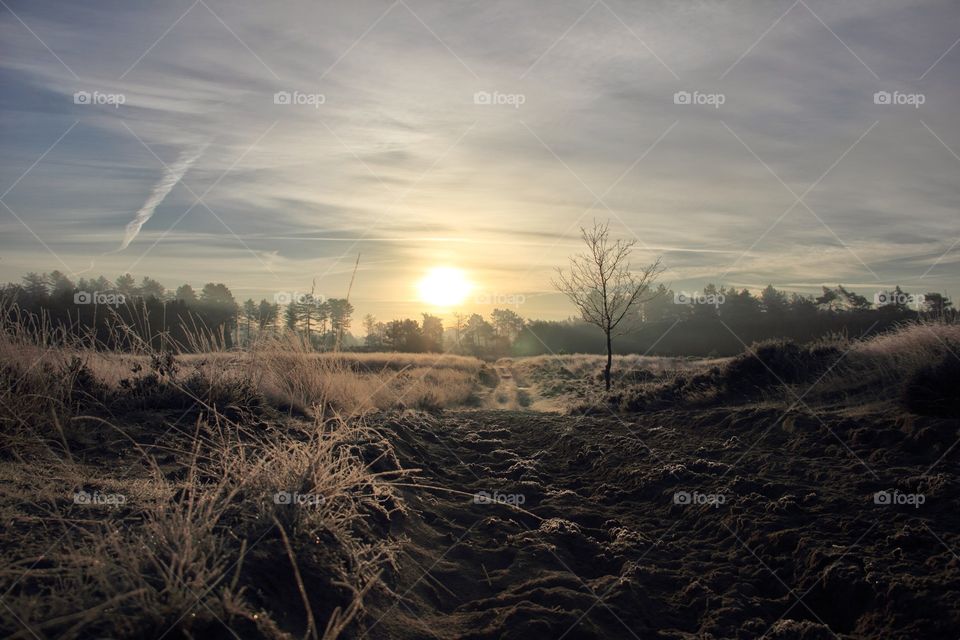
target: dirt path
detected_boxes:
[364,406,960,639]
[480,358,563,413]
[479,359,532,411]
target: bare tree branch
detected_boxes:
[552,220,664,390]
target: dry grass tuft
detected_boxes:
[0,301,481,639]
[0,412,403,639]
[248,334,480,416]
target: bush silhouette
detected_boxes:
[902,350,960,417]
[722,339,842,393]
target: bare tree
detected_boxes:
[553,220,663,390]
[452,312,466,350]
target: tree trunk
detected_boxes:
[604,331,613,391]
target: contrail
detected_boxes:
[119,143,207,250]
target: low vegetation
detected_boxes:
[0,414,402,640]
[0,307,486,639]
[512,353,726,406]
[571,322,960,416]
[2,296,957,638]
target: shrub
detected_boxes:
[580,323,960,415]
[721,339,842,394]
[478,364,500,388]
[901,350,960,417]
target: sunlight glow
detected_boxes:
[416,267,472,308]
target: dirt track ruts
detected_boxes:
[362,404,960,640]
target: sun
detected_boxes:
[417,266,472,307]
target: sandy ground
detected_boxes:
[361,404,960,639]
[478,358,565,413]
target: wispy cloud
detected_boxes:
[119,142,207,251]
[0,0,958,319]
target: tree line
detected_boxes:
[360,308,526,356]
[2,271,528,356]
[0,271,355,351]
[2,270,954,357]
[519,283,955,358]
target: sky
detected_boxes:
[1,0,958,321]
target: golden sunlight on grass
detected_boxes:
[416,266,472,308]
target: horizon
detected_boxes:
[2,1,959,322]
[3,267,952,328]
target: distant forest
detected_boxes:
[517,284,955,357]
[1,272,955,356]
[1,271,354,351]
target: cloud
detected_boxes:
[0,0,958,320]
[119,142,208,250]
